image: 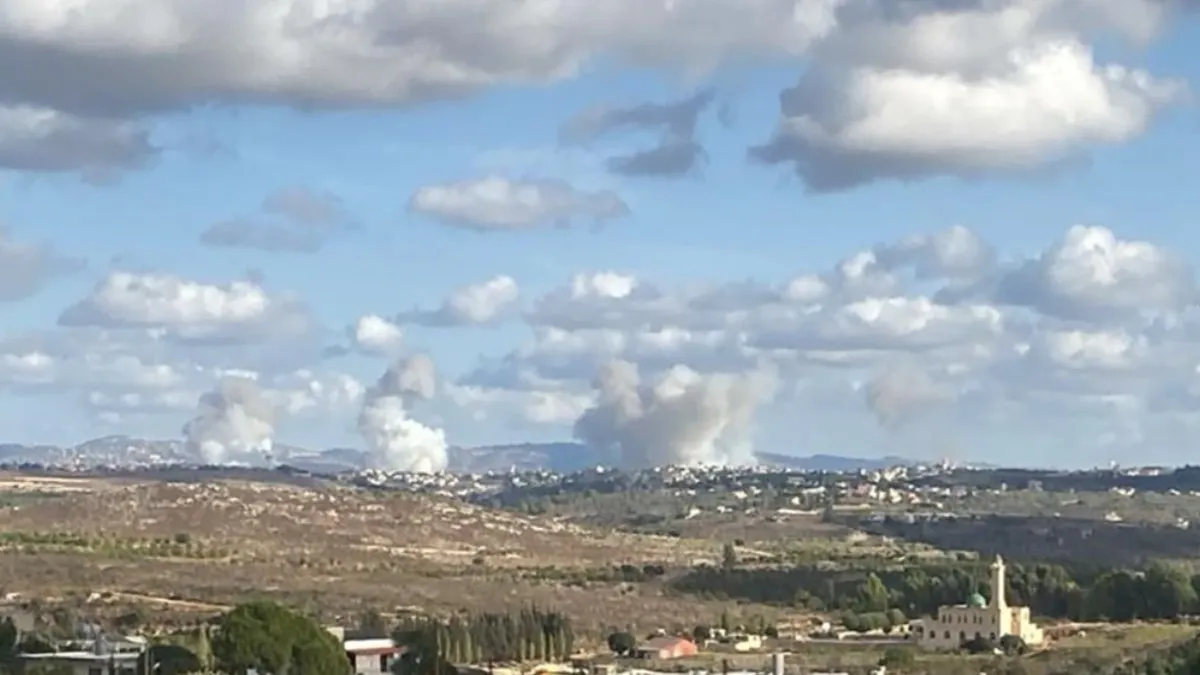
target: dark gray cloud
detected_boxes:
[0,228,84,302]
[606,141,708,177]
[0,107,157,177]
[562,89,717,141]
[0,1,831,118]
[263,187,350,228]
[562,89,725,178]
[199,187,353,253]
[200,219,324,253]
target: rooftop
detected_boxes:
[21,652,140,663]
[344,638,404,656]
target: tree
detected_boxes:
[113,608,146,631]
[721,543,738,570]
[0,617,16,668]
[392,608,573,668]
[1144,563,1197,619]
[607,631,636,656]
[998,634,1027,656]
[857,573,890,613]
[358,608,390,637]
[692,625,711,642]
[879,647,916,669]
[820,503,835,523]
[138,644,202,675]
[17,634,55,654]
[212,600,350,675]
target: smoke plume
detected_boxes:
[357,354,448,472]
[183,375,276,465]
[864,363,953,429]
[573,360,775,469]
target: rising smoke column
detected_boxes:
[864,363,952,429]
[573,359,775,469]
[183,375,276,465]
[357,354,448,472]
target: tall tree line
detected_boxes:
[394,607,574,668]
[673,561,1200,622]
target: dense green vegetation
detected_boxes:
[674,561,1200,622]
[138,644,203,675]
[393,607,575,669]
[1109,635,1200,674]
[0,531,231,560]
[212,600,349,675]
[0,616,76,674]
[860,514,1200,568]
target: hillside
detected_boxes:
[0,478,713,567]
[0,473,747,631]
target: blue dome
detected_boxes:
[966,593,987,608]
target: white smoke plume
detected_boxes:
[573,360,775,469]
[357,354,448,473]
[864,363,953,429]
[183,375,276,465]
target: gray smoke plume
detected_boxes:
[183,375,276,465]
[864,363,953,429]
[573,360,776,469]
[358,354,448,473]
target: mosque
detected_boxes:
[912,555,1045,650]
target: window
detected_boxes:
[944,631,950,639]
[380,654,390,671]
[959,631,966,641]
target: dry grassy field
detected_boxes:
[0,473,776,633]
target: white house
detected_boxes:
[345,637,405,675]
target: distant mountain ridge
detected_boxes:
[756,451,912,472]
[0,436,912,474]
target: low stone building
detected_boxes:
[636,636,698,660]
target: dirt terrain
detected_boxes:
[0,475,764,632]
[0,479,718,566]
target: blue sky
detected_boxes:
[3,0,1200,469]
